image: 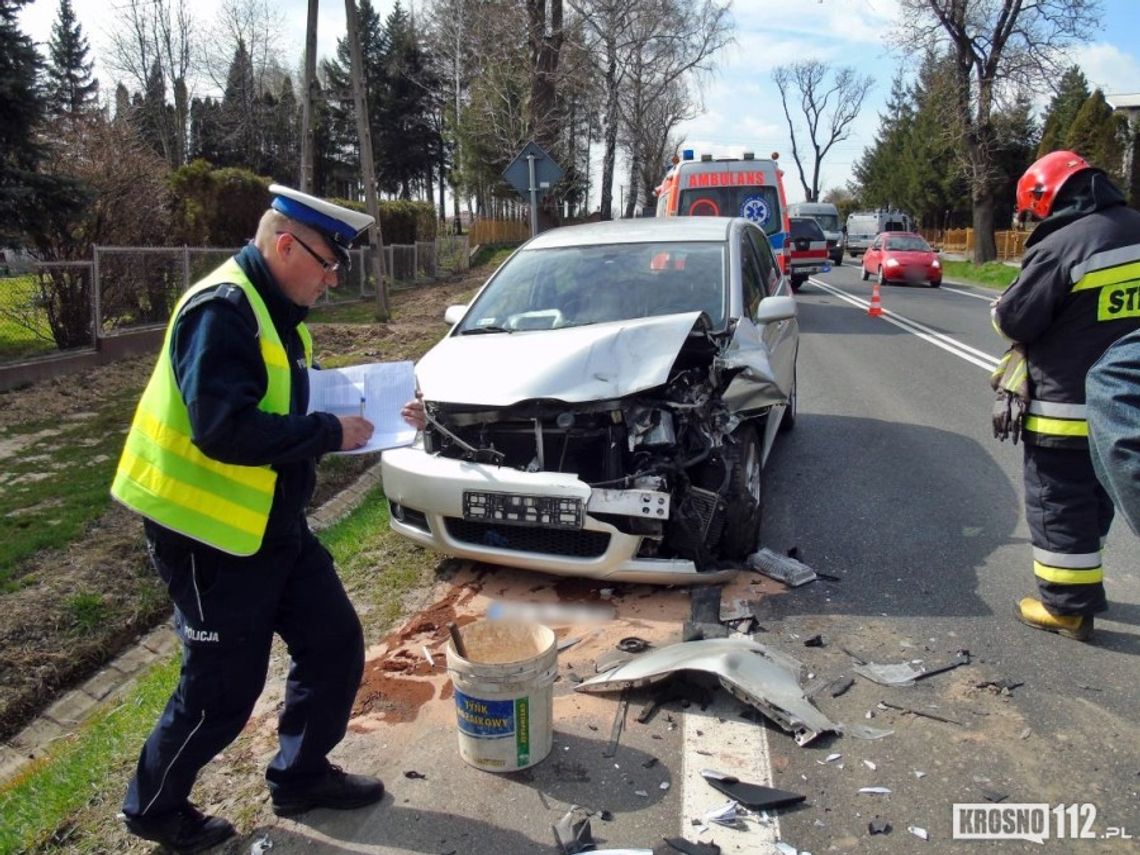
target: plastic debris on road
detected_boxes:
[746,548,818,586]
[908,825,930,840]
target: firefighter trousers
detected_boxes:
[1023,443,1112,616]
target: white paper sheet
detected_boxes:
[307,360,417,454]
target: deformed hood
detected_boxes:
[417,312,706,406]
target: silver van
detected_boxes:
[845,209,912,258]
[787,201,843,264]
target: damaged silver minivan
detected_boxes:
[381,217,798,584]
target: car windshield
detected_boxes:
[679,186,782,236]
[886,235,931,252]
[455,242,727,333]
[790,218,825,240]
[812,214,840,231]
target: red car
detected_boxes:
[861,231,942,287]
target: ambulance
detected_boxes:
[656,150,791,272]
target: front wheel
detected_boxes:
[861,266,870,281]
[790,275,804,293]
[718,424,764,560]
[930,280,941,288]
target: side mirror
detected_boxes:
[444,304,466,325]
[755,294,797,323]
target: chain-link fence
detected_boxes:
[0,262,94,362]
[1,237,471,367]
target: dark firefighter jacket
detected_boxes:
[993,171,1140,448]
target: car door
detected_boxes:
[864,235,883,275]
[731,224,798,459]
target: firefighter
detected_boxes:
[993,150,1140,641]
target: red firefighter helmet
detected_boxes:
[1016,150,1091,220]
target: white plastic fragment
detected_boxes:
[421,645,435,667]
[863,760,877,770]
[914,770,927,778]
[746,548,818,586]
[251,836,273,855]
[818,752,842,765]
[774,843,799,855]
[704,800,741,827]
[659,781,670,790]
[634,789,649,797]
[908,825,929,840]
[858,786,891,795]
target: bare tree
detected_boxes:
[571,0,729,219]
[896,0,1100,262]
[772,60,873,203]
[104,0,195,166]
[527,0,564,153]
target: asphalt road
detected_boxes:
[253,264,1139,855]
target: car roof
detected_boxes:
[880,231,924,239]
[522,216,738,249]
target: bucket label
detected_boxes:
[454,691,533,767]
[455,690,516,738]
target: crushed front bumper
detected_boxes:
[380,446,736,585]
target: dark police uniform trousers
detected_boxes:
[122,517,364,817]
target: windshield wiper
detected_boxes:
[458,325,511,335]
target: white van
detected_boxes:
[845,209,912,258]
[787,201,844,264]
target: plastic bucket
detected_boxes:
[446,620,557,772]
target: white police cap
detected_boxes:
[269,184,375,265]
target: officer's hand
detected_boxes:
[338,415,374,450]
[401,391,426,430]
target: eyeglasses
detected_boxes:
[277,231,341,273]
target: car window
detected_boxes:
[790,218,825,241]
[455,241,728,333]
[745,229,778,298]
[885,235,931,252]
[679,185,783,235]
[870,237,882,250]
[740,236,765,317]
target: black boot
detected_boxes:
[271,764,385,817]
[121,803,235,854]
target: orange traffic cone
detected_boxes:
[868,281,883,317]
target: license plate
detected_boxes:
[463,491,583,529]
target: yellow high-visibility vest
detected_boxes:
[111,258,313,555]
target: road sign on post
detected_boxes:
[503,141,564,237]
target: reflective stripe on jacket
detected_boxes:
[995,201,1140,449]
[111,258,313,555]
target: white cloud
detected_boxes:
[1067,42,1140,95]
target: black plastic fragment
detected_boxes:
[700,769,805,809]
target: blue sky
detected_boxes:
[19,0,1140,209]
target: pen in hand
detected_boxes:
[359,395,366,418]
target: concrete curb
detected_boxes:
[0,459,385,787]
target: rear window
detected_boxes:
[790,218,825,240]
[886,235,931,252]
[679,186,783,236]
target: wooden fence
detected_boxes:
[468,218,531,245]
[918,228,1030,260]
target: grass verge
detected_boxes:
[0,485,429,853]
[942,259,1018,290]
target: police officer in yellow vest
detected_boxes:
[112,186,408,852]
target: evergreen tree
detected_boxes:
[217,39,258,168]
[1037,66,1089,157]
[44,0,99,119]
[113,81,131,122]
[136,60,170,160]
[991,94,1039,228]
[903,50,969,228]
[321,0,388,195]
[852,69,914,210]
[376,2,441,198]
[1066,89,1129,183]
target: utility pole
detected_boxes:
[299,0,319,192]
[345,0,389,319]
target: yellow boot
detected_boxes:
[1015,597,1093,641]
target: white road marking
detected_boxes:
[809,278,1000,372]
[941,284,997,301]
[683,694,782,853]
